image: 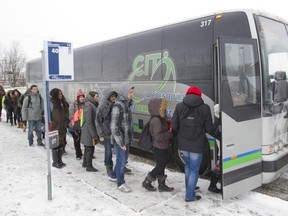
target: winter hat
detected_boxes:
[186,86,202,96]
[76,89,85,100]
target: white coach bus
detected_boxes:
[26,9,288,199]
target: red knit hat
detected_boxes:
[76,89,85,99]
[186,86,202,96]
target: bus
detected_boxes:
[26,9,288,199]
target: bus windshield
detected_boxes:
[256,15,288,104]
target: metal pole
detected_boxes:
[42,48,52,200]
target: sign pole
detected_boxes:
[42,40,73,200]
[42,45,52,200]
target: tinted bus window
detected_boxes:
[82,44,103,81]
[103,39,128,81]
[163,17,213,97]
[127,29,163,81]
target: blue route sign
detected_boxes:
[44,41,74,81]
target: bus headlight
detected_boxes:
[263,145,274,154]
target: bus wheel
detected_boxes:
[172,141,184,172]
[172,140,211,176]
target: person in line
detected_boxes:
[13,89,23,128]
[68,89,86,160]
[1,91,7,122]
[4,90,16,126]
[172,86,213,202]
[21,85,44,147]
[142,98,174,192]
[50,88,69,168]
[96,90,118,176]
[109,83,134,193]
[81,91,99,172]
[0,85,5,122]
[208,104,221,193]
[18,88,31,132]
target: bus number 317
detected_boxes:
[200,19,212,27]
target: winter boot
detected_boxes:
[208,172,221,193]
[124,166,132,174]
[52,149,62,168]
[157,175,174,192]
[23,123,27,132]
[142,172,156,191]
[17,122,21,128]
[82,147,88,167]
[106,164,113,176]
[58,148,66,168]
[19,121,24,129]
[86,147,98,172]
[63,142,67,155]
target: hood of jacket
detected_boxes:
[86,93,97,106]
[24,89,31,96]
[148,98,167,118]
[183,94,204,108]
[119,83,134,101]
[106,91,118,101]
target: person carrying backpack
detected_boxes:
[172,86,213,202]
[96,90,118,176]
[142,98,174,192]
[68,89,86,160]
[109,83,134,193]
[21,85,44,147]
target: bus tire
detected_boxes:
[172,141,185,172]
[172,140,211,176]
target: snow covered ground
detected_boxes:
[1,119,288,216]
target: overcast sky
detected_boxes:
[1,0,288,61]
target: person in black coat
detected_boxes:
[172,86,213,202]
[208,104,221,193]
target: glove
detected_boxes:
[214,104,220,118]
[99,137,105,142]
[92,138,98,146]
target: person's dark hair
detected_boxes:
[50,88,62,100]
[30,85,37,90]
[13,89,21,96]
[89,91,98,98]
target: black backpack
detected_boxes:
[179,106,203,140]
[26,94,42,108]
[138,116,159,151]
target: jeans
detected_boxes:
[111,144,130,187]
[182,150,202,201]
[28,120,42,145]
[104,138,113,166]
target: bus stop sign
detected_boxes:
[44,41,74,81]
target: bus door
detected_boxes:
[217,36,262,199]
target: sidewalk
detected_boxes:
[0,121,288,216]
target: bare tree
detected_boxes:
[0,41,26,87]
